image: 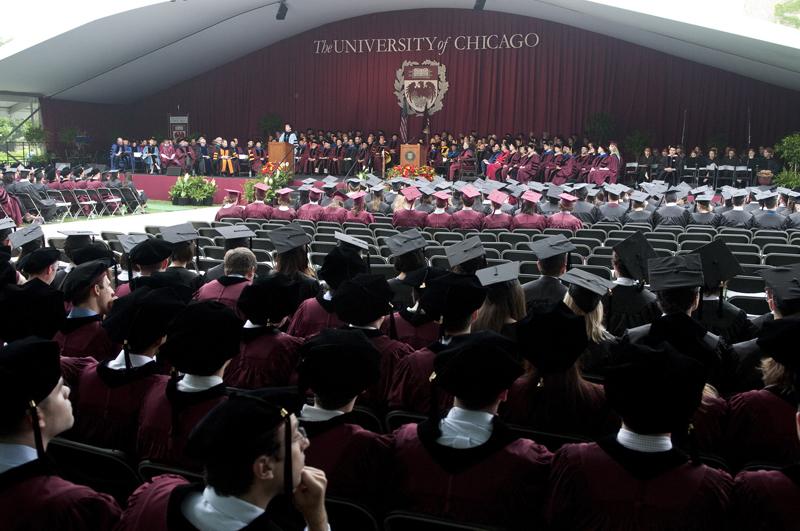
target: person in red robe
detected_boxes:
[576,145,595,181]
[54,259,117,359]
[450,185,485,230]
[315,140,332,175]
[345,191,374,225]
[214,189,245,221]
[386,331,552,530]
[485,144,510,180]
[547,192,584,231]
[117,394,331,531]
[269,188,297,221]
[448,141,475,181]
[588,144,621,185]
[137,301,241,470]
[332,274,415,410]
[425,190,453,229]
[724,317,800,470]
[193,247,255,318]
[243,183,272,220]
[500,144,522,181]
[393,186,428,228]
[550,145,579,185]
[224,273,304,389]
[318,190,347,223]
[287,246,368,339]
[482,190,513,230]
[388,272,487,415]
[70,287,183,454]
[516,147,541,184]
[0,337,122,529]
[297,329,388,506]
[512,190,548,230]
[297,187,325,221]
[545,341,734,530]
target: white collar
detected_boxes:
[703,295,719,301]
[243,320,262,329]
[437,407,495,449]
[177,374,223,393]
[616,427,672,453]
[613,277,637,286]
[182,487,264,531]
[106,350,155,370]
[278,206,290,211]
[308,201,319,205]
[433,207,446,214]
[323,290,333,301]
[493,209,503,215]
[348,324,378,331]
[300,404,345,422]
[733,206,744,211]
[0,443,38,474]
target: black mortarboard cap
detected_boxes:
[297,328,381,400]
[129,238,173,266]
[419,272,487,323]
[159,301,243,375]
[515,302,588,374]
[432,331,523,404]
[475,261,520,287]
[648,254,704,291]
[0,280,65,341]
[560,268,614,313]
[62,258,113,302]
[160,222,199,244]
[691,239,743,290]
[70,242,115,266]
[528,235,576,261]
[0,218,15,231]
[335,231,369,251]
[16,247,60,274]
[0,337,61,431]
[760,265,800,309]
[612,232,657,282]
[333,274,394,325]
[756,318,800,371]
[445,237,485,267]
[237,272,301,324]
[269,223,311,254]
[318,246,368,290]
[9,224,43,249]
[216,224,257,240]
[118,234,150,254]
[630,191,649,203]
[386,229,427,257]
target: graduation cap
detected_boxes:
[269,223,311,254]
[297,328,382,401]
[253,183,269,194]
[62,258,114,302]
[386,229,427,257]
[276,187,293,197]
[695,193,714,202]
[0,217,16,232]
[224,189,241,200]
[760,265,800,311]
[432,331,522,405]
[216,224,256,246]
[419,272,487,324]
[475,261,520,287]
[731,189,749,199]
[559,192,578,203]
[58,229,96,250]
[756,318,800,371]
[346,177,362,186]
[237,272,302,325]
[347,191,367,202]
[318,246,368,290]
[691,239,743,292]
[521,190,542,204]
[322,182,337,191]
[159,301,242,375]
[366,175,383,187]
[461,185,481,200]
[334,231,369,251]
[370,185,385,194]
[604,340,706,435]
[118,234,150,254]
[528,235,576,261]
[488,190,508,205]
[16,247,61,274]
[333,273,395,326]
[8,224,43,249]
[546,185,564,200]
[755,190,778,202]
[515,302,588,374]
[647,254,704,291]
[630,191,649,203]
[129,238,173,266]
[560,268,614,313]
[445,237,485,268]
[323,176,339,184]
[0,337,62,457]
[301,178,317,186]
[612,232,657,282]
[160,222,199,244]
[401,186,421,202]
[434,181,451,191]
[433,190,451,202]
[528,181,546,193]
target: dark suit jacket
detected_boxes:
[522,275,566,310]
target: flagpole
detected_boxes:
[747,106,752,146]
[680,109,687,146]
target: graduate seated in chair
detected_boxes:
[0,338,122,529]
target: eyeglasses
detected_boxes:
[292,426,308,443]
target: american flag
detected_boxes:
[400,97,409,143]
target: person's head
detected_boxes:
[17,248,61,284]
[333,274,394,327]
[103,287,186,356]
[223,248,257,279]
[537,254,567,277]
[764,147,774,159]
[0,338,71,455]
[516,301,588,382]
[62,259,115,314]
[129,238,173,276]
[170,241,196,266]
[644,146,652,156]
[668,145,677,156]
[318,246,368,291]
[761,267,800,318]
[238,272,301,327]
[649,255,704,315]
[419,272,487,334]
[473,279,526,333]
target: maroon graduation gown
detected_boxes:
[724,387,800,469]
[54,316,116,360]
[270,207,297,221]
[392,208,428,228]
[450,208,484,230]
[136,378,227,470]
[547,212,583,231]
[551,156,578,185]
[502,375,619,439]
[296,203,324,221]
[0,459,121,530]
[193,276,251,318]
[286,294,342,339]
[686,395,729,455]
[71,360,167,454]
[381,310,440,350]
[357,329,415,411]
[425,212,453,229]
[223,327,303,389]
[214,205,244,221]
[517,154,541,184]
[345,210,374,225]
[511,213,547,230]
[243,202,272,220]
[482,212,513,230]
[388,419,552,530]
[60,355,97,391]
[318,205,346,223]
[300,415,388,505]
[729,466,800,531]
[546,439,733,531]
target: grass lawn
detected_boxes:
[54,199,215,223]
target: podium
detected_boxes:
[400,144,423,167]
[268,142,294,167]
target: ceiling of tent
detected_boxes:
[0,0,798,105]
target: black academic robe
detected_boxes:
[0,277,65,341]
[752,210,789,229]
[728,338,766,394]
[387,277,414,310]
[595,203,626,222]
[572,201,597,224]
[388,418,552,531]
[0,459,121,530]
[546,438,733,531]
[621,209,653,226]
[522,275,567,311]
[729,466,800,531]
[602,284,662,337]
[720,209,754,229]
[654,204,691,226]
[690,211,722,226]
[692,299,757,345]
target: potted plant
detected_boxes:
[168,174,191,205]
[775,132,800,189]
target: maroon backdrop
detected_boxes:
[43,8,800,154]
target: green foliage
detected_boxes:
[259,113,284,140]
[23,125,46,144]
[242,178,262,203]
[775,132,800,174]
[774,170,800,189]
[622,130,652,159]
[0,117,22,141]
[28,153,56,166]
[775,1,800,29]
[58,127,78,145]
[168,174,218,202]
[585,112,616,145]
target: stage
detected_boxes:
[130,173,251,203]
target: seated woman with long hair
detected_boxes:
[472,262,526,338]
[345,191,374,225]
[274,243,319,303]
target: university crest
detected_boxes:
[394,60,449,115]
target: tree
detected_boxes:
[774,132,800,189]
[258,113,284,141]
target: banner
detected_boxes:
[168,115,189,142]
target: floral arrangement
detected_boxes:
[387,164,436,181]
[169,174,217,205]
[243,161,294,202]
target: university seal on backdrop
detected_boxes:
[394,60,449,115]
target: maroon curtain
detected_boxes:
[43,8,800,152]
